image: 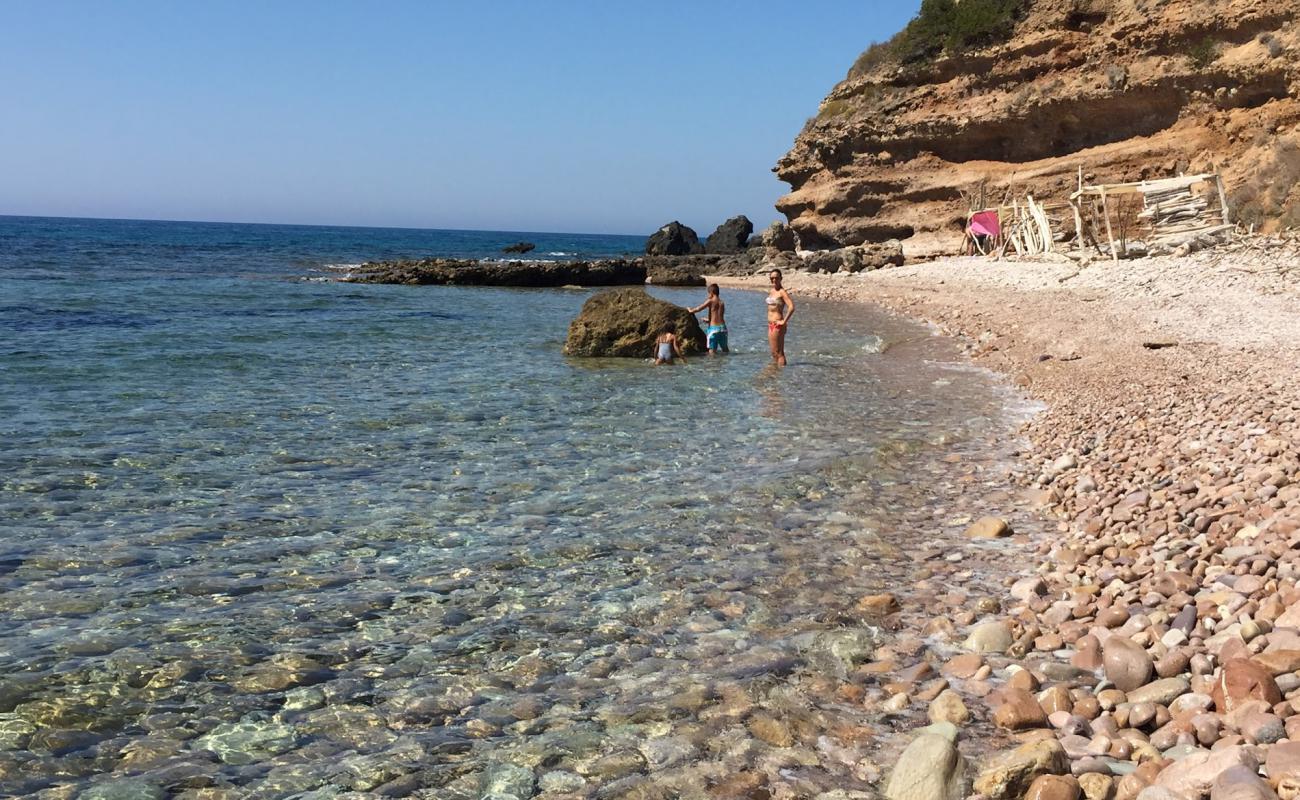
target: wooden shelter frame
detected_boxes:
[1069,173,1231,260]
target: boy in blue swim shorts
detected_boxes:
[688,284,728,355]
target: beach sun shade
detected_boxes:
[968,210,1000,238]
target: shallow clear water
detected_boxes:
[0,217,1033,798]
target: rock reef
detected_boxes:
[341,258,646,287]
[339,246,898,288]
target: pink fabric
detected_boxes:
[968,211,1000,237]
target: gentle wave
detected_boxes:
[862,334,889,354]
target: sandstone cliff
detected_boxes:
[775,0,1300,258]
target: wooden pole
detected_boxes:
[1101,188,1119,261]
[1072,167,1086,252]
[1215,174,1232,225]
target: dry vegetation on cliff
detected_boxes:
[849,0,1026,73]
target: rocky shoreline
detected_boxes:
[337,237,906,288]
[711,238,1300,800]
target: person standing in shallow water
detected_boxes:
[766,269,794,366]
[687,284,728,355]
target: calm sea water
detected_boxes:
[0,216,1033,798]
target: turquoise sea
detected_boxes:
[0,216,1031,798]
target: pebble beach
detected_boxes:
[713,235,1300,800]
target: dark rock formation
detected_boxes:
[646,222,705,256]
[804,241,905,274]
[760,222,798,252]
[338,250,787,287]
[564,289,706,357]
[343,258,645,287]
[686,250,775,277]
[704,215,754,254]
[645,260,705,286]
[502,242,536,254]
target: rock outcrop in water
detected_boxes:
[705,215,755,254]
[340,253,786,286]
[563,288,706,357]
[342,258,646,287]
[776,0,1300,258]
[645,261,706,286]
[646,221,705,256]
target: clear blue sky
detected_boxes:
[1,1,919,235]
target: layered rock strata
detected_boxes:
[777,0,1300,258]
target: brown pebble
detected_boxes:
[943,653,984,679]
[1039,685,1074,715]
[1010,669,1043,692]
[994,688,1050,730]
[1078,773,1115,800]
[1073,695,1102,720]
[1214,658,1283,714]
[856,593,901,617]
[1026,774,1082,800]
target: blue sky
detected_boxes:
[1,1,919,235]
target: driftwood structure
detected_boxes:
[1069,173,1232,259]
[964,172,1232,260]
[965,197,1074,257]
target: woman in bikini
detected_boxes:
[766,269,794,366]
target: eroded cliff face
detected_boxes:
[776,0,1300,258]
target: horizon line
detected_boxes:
[0,212,651,239]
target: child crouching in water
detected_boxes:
[653,327,686,365]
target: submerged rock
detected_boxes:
[483,762,536,799]
[563,288,705,357]
[802,628,878,678]
[79,779,166,800]
[197,720,298,765]
[964,516,1012,539]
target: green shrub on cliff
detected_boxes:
[848,0,1024,74]
[1187,36,1218,69]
